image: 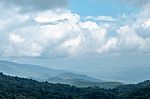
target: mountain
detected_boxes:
[0,73,150,99]
[0,60,102,82]
[0,60,122,89]
[57,72,102,82]
[0,60,101,81]
[72,81,123,89]
[47,77,71,84]
[47,72,101,83]
[0,60,66,80]
[47,73,122,89]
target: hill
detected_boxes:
[0,73,115,99]
[47,73,123,89]
[113,80,150,98]
[0,60,66,80]
[0,73,150,99]
[56,73,101,82]
[72,81,123,89]
[0,60,122,89]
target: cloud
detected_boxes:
[117,26,144,49]
[0,0,68,13]
[9,34,25,44]
[59,37,82,55]
[85,16,117,22]
[0,1,150,57]
[140,19,150,29]
[35,9,80,23]
[1,33,43,57]
[97,37,118,53]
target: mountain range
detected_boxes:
[0,60,122,88]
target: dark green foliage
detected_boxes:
[71,81,123,89]
[0,72,150,99]
[0,73,115,99]
[113,80,150,99]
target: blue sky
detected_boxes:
[69,0,136,16]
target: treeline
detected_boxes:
[0,73,150,99]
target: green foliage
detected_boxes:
[71,81,123,89]
[113,80,150,99]
[0,73,115,99]
[0,72,150,99]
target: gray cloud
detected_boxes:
[0,0,68,12]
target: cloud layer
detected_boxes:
[0,0,68,12]
[0,1,150,57]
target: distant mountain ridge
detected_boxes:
[46,72,123,89]
[0,60,101,82]
[0,60,66,80]
[57,72,102,82]
[0,60,122,89]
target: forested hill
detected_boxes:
[0,73,150,99]
[0,73,115,99]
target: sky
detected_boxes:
[0,0,150,83]
[69,0,136,16]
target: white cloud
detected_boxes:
[59,37,82,55]
[19,42,43,57]
[0,1,150,57]
[2,33,43,57]
[79,21,99,30]
[35,9,80,23]
[9,34,26,44]
[97,37,118,53]
[140,19,150,29]
[117,26,143,48]
[85,16,117,22]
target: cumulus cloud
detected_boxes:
[97,37,118,53]
[59,37,82,55]
[141,19,150,29]
[0,1,150,57]
[35,9,80,23]
[9,34,26,44]
[0,0,68,13]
